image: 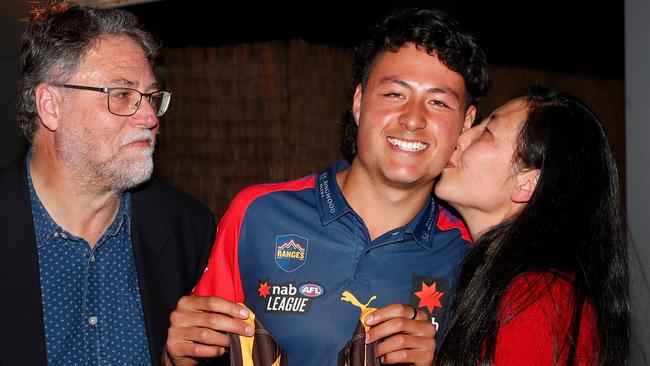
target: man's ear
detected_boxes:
[463,105,477,132]
[35,83,62,132]
[352,84,363,126]
[512,169,540,203]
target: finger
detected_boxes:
[176,295,250,320]
[167,340,227,361]
[167,323,232,348]
[364,303,418,326]
[182,313,255,336]
[366,316,436,343]
[374,333,436,359]
[380,348,435,366]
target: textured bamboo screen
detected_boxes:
[155,40,625,218]
[155,40,351,218]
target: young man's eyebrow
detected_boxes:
[378,76,412,89]
[378,76,460,100]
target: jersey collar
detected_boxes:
[316,158,439,251]
[405,195,438,251]
[316,158,353,225]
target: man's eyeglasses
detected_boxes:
[52,84,171,117]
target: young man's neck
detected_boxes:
[336,161,433,241]
[29,145,122,248]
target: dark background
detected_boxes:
[0,0,624,167]
[126,0,623,78]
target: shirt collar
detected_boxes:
[26,152,59,247]
[315,158,439,250]
[316,158,354,225]
[28,184,60,248]
[104,192,131,239]
[26,151,131,247]
[404,195,438,251]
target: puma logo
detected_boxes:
[341,291,378,325]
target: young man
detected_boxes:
[0,4,215,365]
[166,8,488,366]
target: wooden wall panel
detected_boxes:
[155,41,350,218]
[155,42,624,218]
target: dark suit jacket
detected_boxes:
[0,157,216,366]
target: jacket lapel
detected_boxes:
[130,186,171,366]
[0,157,47,365]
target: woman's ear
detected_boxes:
[512,169,540,203]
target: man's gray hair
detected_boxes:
[17,2,159,143]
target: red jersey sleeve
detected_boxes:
[192,188,252,302]
[192,175,316,303]
[493,272,597,366]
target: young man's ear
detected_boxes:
[35,83,62,132]
[352,84,363,126]
[463,105,477,132]
[512,169,540,203]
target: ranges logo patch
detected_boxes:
[258,281,323,314]
[275,234,308,273]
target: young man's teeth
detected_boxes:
[388,137,428,152]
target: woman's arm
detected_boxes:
[493,273,597,366]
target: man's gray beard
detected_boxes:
[56,128,155,194]
[91,146,154,192]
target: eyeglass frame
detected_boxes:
[50,83,171,117]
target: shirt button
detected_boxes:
[88,316,98,326]
[90,255,95,262]
[60,232,68,240]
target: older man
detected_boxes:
[0,3,215,366]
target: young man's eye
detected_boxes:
[383,92,404,99]
[430,100,449,108]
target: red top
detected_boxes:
[493,272,598,365]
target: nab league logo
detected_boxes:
[259,281,323,314]
[275,234,308,273]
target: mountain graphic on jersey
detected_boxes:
[338,291,382,366]
[228,305,287,366]
[275,234,308,272]
[276,240,305,253]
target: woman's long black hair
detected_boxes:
[436,86,630,365]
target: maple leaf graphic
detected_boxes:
[414,281,444,313]
[258,282,271,298]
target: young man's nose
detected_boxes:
[398,101,427,130]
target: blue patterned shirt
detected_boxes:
[27,160,152,365]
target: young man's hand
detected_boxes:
[364,303,437,366]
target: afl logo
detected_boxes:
[299,283,324,298]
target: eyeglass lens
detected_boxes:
[107,88,170,117]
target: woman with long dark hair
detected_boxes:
[434,86,630,365]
